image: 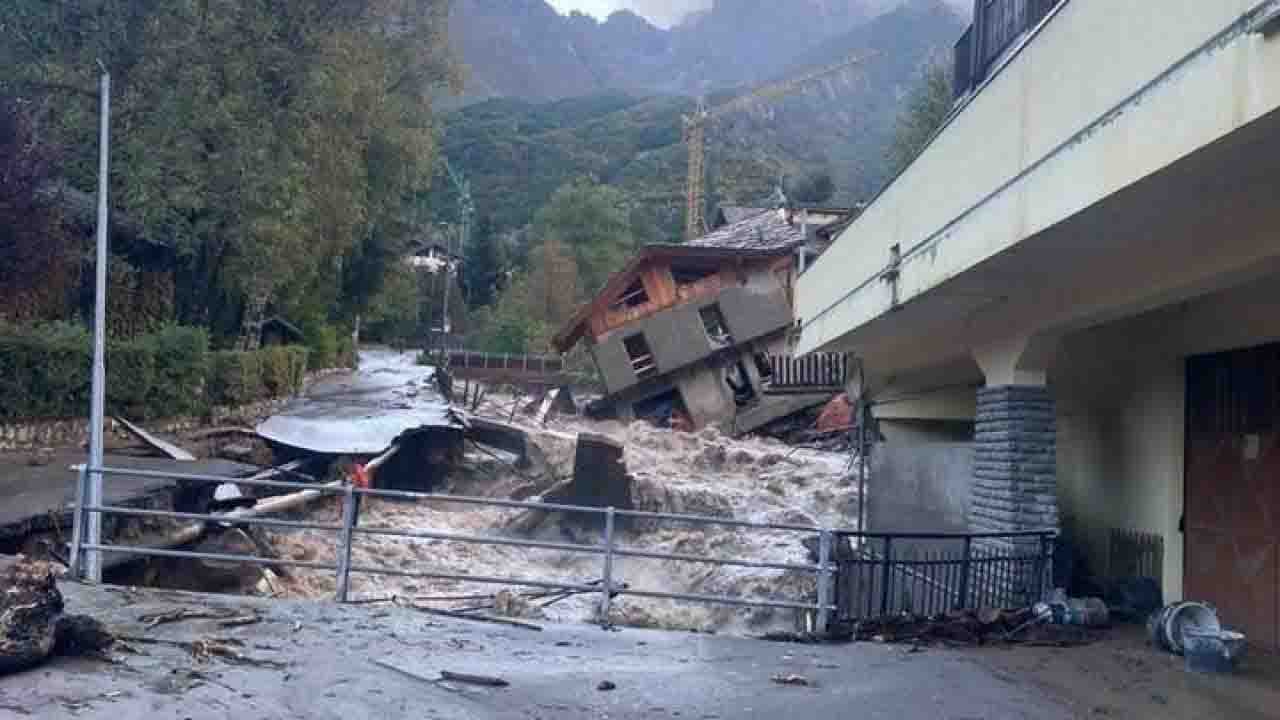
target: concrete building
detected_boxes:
[794,0,1280,649]
[554,207,850,434]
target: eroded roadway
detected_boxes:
[0,583,1073,719]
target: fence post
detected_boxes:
[1034,533,1052,601]
[816,528,833,635]
[334,484,357,603]
[68,466,88,580]
[600,507,616,627]
[957,536,973,610]
[879,536,893,616]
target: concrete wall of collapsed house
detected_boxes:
[0,368,345,453]
[592,270,792,397]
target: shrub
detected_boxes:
[285,345,310,391]
[304,323,339,370]
[208,350,263,407]
[144,325,210,417]
[105,340,156,419]
[260,345,310,397]
[0,330,90,419]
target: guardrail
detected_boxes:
[833,531,1055,624]
[445,351,565,375]
[68,464,838,631]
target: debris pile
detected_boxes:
[0,555,113,676]
[850,607,1099,648]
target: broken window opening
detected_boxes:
[672,265,718,286]
[725,359,757,408]
[754,352,774,381]
[633,388,691,430]
[700,304,733,347]
[613,279,650,310]
[624,334,658,379]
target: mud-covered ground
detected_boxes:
[260,394,860,635]
[973,624,1280,720]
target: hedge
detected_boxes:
[0,323,309,420]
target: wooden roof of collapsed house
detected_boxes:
[553,207,857,354]
[551,243,793,354]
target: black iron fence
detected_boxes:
[833,531,1055,624]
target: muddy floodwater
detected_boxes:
[263,403,859,635]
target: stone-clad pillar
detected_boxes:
[970,385,1058,537]
[969,334,1061,605]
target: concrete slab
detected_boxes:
[257,348,463,456]
[0,584,1074,719]
[0,454,256,546]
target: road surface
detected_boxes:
[0,583,1074,719]
[256,348,460,455]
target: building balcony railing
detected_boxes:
[765,353,848,393]
[954,0,1062,98]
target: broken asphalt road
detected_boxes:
[256,348,464,456]
[1,583,1074,719]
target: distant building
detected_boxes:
[553,206,853,434]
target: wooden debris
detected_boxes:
[117,635,289,669]
[114,416,197,461]
[371,659,510,689]
[441,670,510,688]
[395,600,543,631]
[187,426,257,441]
[852,609,1099,648]
[139,609,241,629]
[216,613,261,628]
[771,674,811,687]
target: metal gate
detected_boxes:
[1185,342,1280,651]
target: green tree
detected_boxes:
[525,237,581,332]
[0,0,459,349]
[787,170,836,205]
[531,180,633,295]
[0,95,75,325]
[886,57,955,176]
[463,214,502,309]
[466,274,549,354]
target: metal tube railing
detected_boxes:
[69,464,839,631]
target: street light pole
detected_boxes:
[85,68,111,583]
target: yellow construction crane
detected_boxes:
[683,51,879,240]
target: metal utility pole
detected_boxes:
[682,51,878,241]
[85,68,111,583]
[441,159,474,334]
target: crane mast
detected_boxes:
[683,51,877,241]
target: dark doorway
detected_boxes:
[1184,342,1280,650]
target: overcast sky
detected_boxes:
[546,1,968,28]
[546,0,712,28]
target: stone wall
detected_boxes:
[0,368,344,453]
